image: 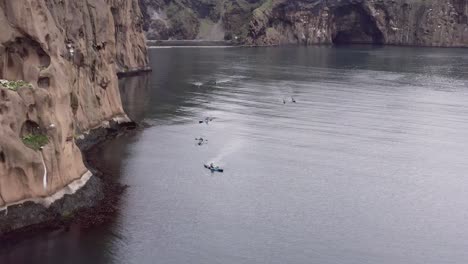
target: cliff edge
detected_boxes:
[0,0,148,233]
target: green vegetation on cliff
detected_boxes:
[22,134,49,151]
[0,79,32,91]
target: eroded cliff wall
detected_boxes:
[247,0,468,47]
[139,0,265,41]
[140,0,468,47]
[0,0,148,218]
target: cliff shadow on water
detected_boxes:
[119,74,151,123]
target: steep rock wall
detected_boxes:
[247,0,468,47]
[140,0,468,47]
[139,0,265,41]
[0,0,148,214]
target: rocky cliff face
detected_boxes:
[139,0,265,41]
[247,0,468,47]
[0,0,148,231]
[141,0,468,47]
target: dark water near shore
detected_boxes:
[2,46,468,264]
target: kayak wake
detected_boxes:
[208,137,244,166]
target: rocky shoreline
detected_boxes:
[0,0,149,243]
[0,118,138,245]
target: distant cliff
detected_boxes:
[139,0,265,41]
[0,0,148,233]
[247,0,468,47]
[140,0,468,47]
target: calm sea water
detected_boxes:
[2,46,468,264]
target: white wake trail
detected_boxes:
[209,137,244,166]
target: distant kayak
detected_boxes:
[204,164,224,173]
[199,117,216,124]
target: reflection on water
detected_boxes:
[2,46,468,264]
[119,74,151,122]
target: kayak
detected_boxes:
[204,164,224,172]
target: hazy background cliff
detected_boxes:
[140,0,468,47]
[0,0,148,218]
[139,0,265,41]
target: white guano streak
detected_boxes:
[40,151,47,190]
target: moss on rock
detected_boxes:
[0,79,33,91]
[22,134,49,151]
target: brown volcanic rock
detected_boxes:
[0,0,148,210]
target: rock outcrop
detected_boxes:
[0,0,148,233]
[140,0,468,47]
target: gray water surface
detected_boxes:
[2,46,468,264]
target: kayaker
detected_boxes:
[196,138,206,145]
[204,163,223,172]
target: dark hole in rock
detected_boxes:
[20,120,42,138]
[99,78,109,89]
[91,60,97,81]
[47,96,53,108]
[28,104,36,113]
[7,54,14,67]
[1,90,7,100]
[0,104,6,115]
[45,34,51,48]
[0,151,5,163]
[21,47,29,57]
[111,7,118,16]
[3,37,50,80]
[95,43,104,51]
[38,77,50,88]
[332,5,384,45]
[20,120,49,150]
[38,49,51,68]
[73,50,85,67]
[70,92,79,115]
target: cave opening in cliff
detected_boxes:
[20,120,42,138]
[38,76,50,89]
[332,5,384,45]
